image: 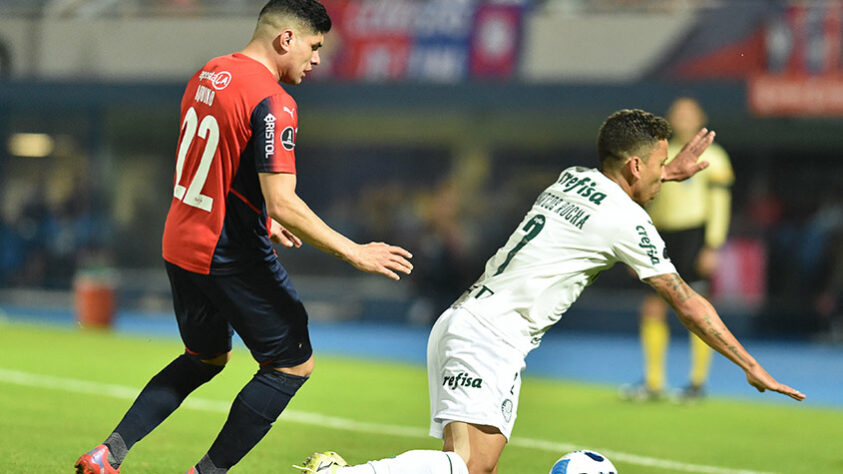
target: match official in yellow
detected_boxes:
[623,97,734,402]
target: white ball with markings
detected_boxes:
[549,450,617,474]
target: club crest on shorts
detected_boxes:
[501,399,513,422]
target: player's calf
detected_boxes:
[194,367,309,470]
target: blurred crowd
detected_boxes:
[1,134,842,340]
[0,165,110,289]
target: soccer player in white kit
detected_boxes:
[295,109,805,474]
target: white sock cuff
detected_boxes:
[341,449,468,474]
[443,451,469,474]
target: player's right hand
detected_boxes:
[745,364,806,401]
[349,242,413,281]
[662,128,715,182]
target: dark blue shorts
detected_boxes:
[165,260,312,368]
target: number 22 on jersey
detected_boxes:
[173,106,219,212]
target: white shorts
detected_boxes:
[427,307,525,441]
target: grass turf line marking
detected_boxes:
[0,368,772,474]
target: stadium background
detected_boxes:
[1,0,842,397]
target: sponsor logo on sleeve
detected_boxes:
[635,225,661,264]
[264,113,276,159]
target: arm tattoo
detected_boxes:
[703,314,750,365]
[649,273,693,303]
[649,278,751,366]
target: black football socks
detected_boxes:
[108,352,223,467]
[202,368,308,469]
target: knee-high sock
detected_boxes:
[689,332,713,387]
[202,368,307,470]
[339,450,468,474]
[108,353,222,467]
[641,317,669,391]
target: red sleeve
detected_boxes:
[250,93,298,174]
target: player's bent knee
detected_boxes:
[275,354,314,378]
[240,367,308,421]
[201,350,232,367]
[466,459,496,474]
[182,352,225,382]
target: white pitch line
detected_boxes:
[0,368,773,474]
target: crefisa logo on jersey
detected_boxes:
[556,172,607,205]
[264,113,276,159]
[635,225,661,265]
[199,70,232,90]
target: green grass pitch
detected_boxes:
[0,320,841,473]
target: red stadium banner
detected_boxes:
[748,75,843,117]
[323,0,413,81]
[469,4,523,79]
[750,2,843,116]
[316,0,524,82]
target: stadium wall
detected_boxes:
[0,12,692,81]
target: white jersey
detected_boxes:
[454,166,677,355]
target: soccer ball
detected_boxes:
[549,450,617,474]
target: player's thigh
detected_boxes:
[166,261,233,358]
[427,308,524,442]
[206,261,313,369]
[443,421,506,474]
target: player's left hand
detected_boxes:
[695,246,719,278]
[662,128,715,182]
[745,364,806,401]
[270,219,302,248]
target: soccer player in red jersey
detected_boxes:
[75,2,413,473]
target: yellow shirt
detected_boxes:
[647,141,734,248]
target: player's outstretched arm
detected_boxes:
[645,273,806,401]
[662,128,715,182]
[259,172,413,280]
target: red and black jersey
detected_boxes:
[162,53,298,275]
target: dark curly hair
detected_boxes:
[597,109,671,169]
[258,0,332,34]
